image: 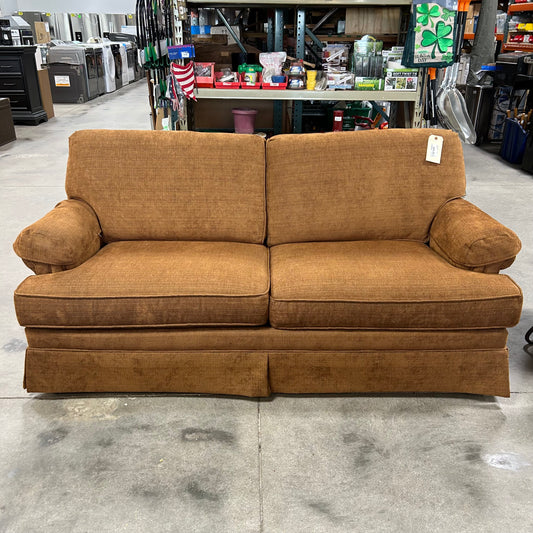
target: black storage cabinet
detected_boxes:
[0,97,16,145]
[0,45,47,125]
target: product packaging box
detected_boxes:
[168,45,195,60]
[37,68,54,119]
[384,69,418,91]
[210,26,241,46]
[34,22,50,44]
[322,44,350,72]
[353,77,385,90]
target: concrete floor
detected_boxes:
[0,82,532,532]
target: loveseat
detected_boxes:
[13,129,523,397]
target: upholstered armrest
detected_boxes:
[429,199,521,273]
[13,199,102,275]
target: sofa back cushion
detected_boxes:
[66,130,266,243]
[266,129,465,246]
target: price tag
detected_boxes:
[426,135,443,164]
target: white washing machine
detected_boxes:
[101,42,116,92]
[118,43,128,84]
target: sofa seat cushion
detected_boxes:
[15,241,270,328]
[270,241,522,330]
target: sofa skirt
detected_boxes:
[23,327,510,397]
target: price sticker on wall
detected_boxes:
[426,135,443,164]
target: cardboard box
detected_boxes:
[345,7,401,36]
[37,68,54,119]
[464,18,475,35]
[210,25,241,46]
[192,34,228,45]
[384,69,418,91]
[34,21,50,44]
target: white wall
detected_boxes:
[1,0,136,14]
[0,0,19,16]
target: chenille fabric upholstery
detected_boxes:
[15,241,269,327]
[430,198,522,273]
[13,199,102,274]
[269,241,522,329]
[66,130,266,243]
[11,129,524,397]
[266,129,466,246]
[25,327,508,352]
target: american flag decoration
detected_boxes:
[170,61,197,101]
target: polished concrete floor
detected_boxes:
[0,82,532,532]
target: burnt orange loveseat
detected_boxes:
[13,129,522,397]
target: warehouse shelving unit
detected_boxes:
[503,1,533,52]
[181,0,420,132]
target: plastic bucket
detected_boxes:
[232,108,258,134]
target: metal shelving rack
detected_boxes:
[184,0,420,132]
[503,1,533,52]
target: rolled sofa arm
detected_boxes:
[13,199,102,275]
[429,199,521,273]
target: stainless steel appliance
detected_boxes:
[5,15,34,45]
[49,13,72,41]
[69,13,100,42]
[98,14,126,37]
[0,19,13,45]
[48,45,89,103]
[110,43,123,89]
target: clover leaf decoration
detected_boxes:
[421,21,454,58]
[441,8,454,22]
[417,4,441,28]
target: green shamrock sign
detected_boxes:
[417,3,441,28]
[441,8,454,22]
[421,20,454,58]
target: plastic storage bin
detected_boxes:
[262,75,287,90]
[215,72,240,89]
[194,62,214,88]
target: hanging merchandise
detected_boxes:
[402,1,457,68]
[435,0,476,144]
[167,72,186,122]
[170,61,197,101]
[136,0,173,69]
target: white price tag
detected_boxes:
[54,75,70,87]
[426,135,443,164]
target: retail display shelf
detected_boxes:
[509,3,533,13]
[188,0,410,4]
[464,33,503,41]
[195,88,418,101]
[502,42,533,51]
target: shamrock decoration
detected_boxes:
[421,21,454,58]
[417,3,441,28]
[441,8,454,22]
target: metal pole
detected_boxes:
[293,8,306,133]
[216,8,247,55]
[273,9,284,135]
[267,16,274,52]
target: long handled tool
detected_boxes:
[436,0,476,143]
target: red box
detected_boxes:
[214,71,241,89]
[262,75,287,90]
[194,62,215,88]
[239,72,262,89]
